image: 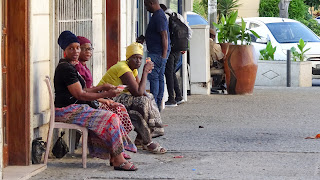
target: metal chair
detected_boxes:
[43,76,88,168]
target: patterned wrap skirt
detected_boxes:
[113,93,164,144]
[55,104,137,159]
[99,102,133,134]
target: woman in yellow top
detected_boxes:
[98,42,166,154]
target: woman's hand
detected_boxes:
[102,83,116,91]
[144,60,154,74]
[104,88,122,98]
[98,98,119,108]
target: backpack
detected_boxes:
[166,12,189,51]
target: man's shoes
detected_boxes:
[175,97,185,105]
[176,99,185,105]
[165,100,177,107]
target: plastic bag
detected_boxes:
[52,131,69,158]
[31,137,46,164]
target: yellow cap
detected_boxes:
[126,42,144,60]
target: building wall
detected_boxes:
[92,0,106,85]
[30,0,106,144]
[120,0,137,61]
[0,0,3,177]
[238,0,260,18]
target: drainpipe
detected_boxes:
[208,0,217,28]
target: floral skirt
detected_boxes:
[55,104,137,159]
[99,102,133,134]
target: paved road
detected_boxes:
[31,86,320,180]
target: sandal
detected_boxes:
[151,131,164,138]
[110,160,132,166]
[114,160,138,171]
[142,142,167,154]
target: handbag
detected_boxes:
[52,131,69,158]
[87,100,99,109]
[31,137,46,164]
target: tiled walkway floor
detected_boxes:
[3,164,46,180]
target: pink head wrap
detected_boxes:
[77,36,91,46]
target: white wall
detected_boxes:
[30,0,107,138]
[92,0,106,85]
[120,0,137,61]
[30,0,51,139]
[238,0,260,18]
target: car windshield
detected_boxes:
[266,22,320,43]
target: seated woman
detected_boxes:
[97,42,166,154]
[75,36,133,159]
[54,30,137,171]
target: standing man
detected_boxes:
[160,4,191,107]
[144,0,170,110]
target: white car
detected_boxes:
[237,17,320,77]
[316,16,320,24]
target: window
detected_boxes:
[55,0,93,70]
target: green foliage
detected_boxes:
[298,18,320,36]
[304,0,320,10]
[217,0,241,22]
[289,0,309,19]
[259,0,308,19]
[290,39,311,61]
[213,11,260,45]
[193,0,208,19]
[259,42,277,60]
[213,11,240,43]
[259,0,280,17]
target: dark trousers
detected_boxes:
[165,50,182,102]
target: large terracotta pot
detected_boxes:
[224,45,258,95]
[219,43,231,59]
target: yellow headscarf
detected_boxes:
[126,42,144,60]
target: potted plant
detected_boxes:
[256,39,312,87]
[213,11,260,94]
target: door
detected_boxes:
[1,0,8,167]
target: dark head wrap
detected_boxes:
[58,31,79,50]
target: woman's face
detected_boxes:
[79,43,93,61]
[128,54,142,69]
[64,42,81,61]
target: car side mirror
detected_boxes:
[256,37,268,44]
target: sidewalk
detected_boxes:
[30,87,320,180]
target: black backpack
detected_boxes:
[166,12,189,51]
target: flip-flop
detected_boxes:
[114,161,138,171]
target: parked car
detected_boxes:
[315,16,320,24]
[186,12,208,26]
[237,17,320,77]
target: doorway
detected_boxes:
[2,0,30,166]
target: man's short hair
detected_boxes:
[146,0,159,4]
[160,4,167,11]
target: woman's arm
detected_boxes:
[120,61,153,97]
[67,81,120,101]
[84,83,115,93]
